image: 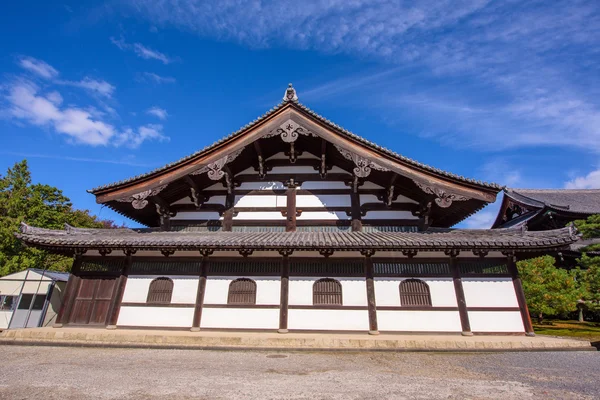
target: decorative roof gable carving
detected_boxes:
[334,144,389,178]
[414,182,469,208]
[115,184,168,210]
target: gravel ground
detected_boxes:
[0,346,598,399]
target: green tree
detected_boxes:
[574,215,600,320]
[517,256,582,323]
[0,160,106,276]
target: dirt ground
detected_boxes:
[0,346,598,399]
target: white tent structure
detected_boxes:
[0,269,69,330]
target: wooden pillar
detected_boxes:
[449,253,472,336]
[506,253,535,336]
[363,250,378,335]
[278,250,292,333]
[350,177,362,232]
[106,254,131,329]
[54,255,82,327]
[222,192,235,231]
[191,251,212,332]
[285,180,297,232]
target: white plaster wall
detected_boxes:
[234,211,285,220]
[200,308,279,329]
[296,211,350,220]
[235,195,278,207]
[121,276,199,304]
[363,211,416,220]
[360,194,417,205]
[288,309,369,331]
[377,311,462,332]
[203,277,280,305]
[237,182,286,190]
[462,278,519,307]
[296,194,351,207]
[289,277,367,306]
[117,306,194,327]
[468,311,524,332]
[301,181,347,190]
[172,212,222,220]
[0,310,12,329]
[374,278,457,307]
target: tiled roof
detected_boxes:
[17,223,577,252]
[89,86,500,194]
[506,189,600,215]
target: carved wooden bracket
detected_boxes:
[238,249,254,257]
[334,144,389,178]
[116,184,168,210]
[123,249,137,256]
[74,248,87,256]
[161,249,175,257]
[360,249,376,258]
[501,250,516,262]
[472,249,489,258]
[199,249,214,257]
[402,249,418,258]
[190,147,244,179]
[98,248,112,257]
[281,209,302,217]
[278,249,294,257]
[414,181,469,208]
[319,249,335,258]
[444,249,460,258]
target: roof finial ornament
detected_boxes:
[283,83,298,102]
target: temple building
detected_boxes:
[17,85,578,336]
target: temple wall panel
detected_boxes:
[200,308,279,330]
[121,276,199,304]
[462,278,519,307]
[296,211,350,220]
[374,278,457,307]
[377,311,462,332]
[288,309,369,331]
[468,311,524,332]
[288,277,367,306]
[203,277,281,305]
[117,306,194,328]
[171,212,222,221]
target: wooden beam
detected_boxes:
[106,255,131,329]
[151,195,175,231]
[222,191,235,231]
[285,179,298,232]
[191,251,212,331]
[278,251,292,333]
[350,176,362,232]
[363,251,379,335]
[449,254,472,336]
[506,253,535,336]
[253,141,267,179]
[319,139,327,178]
[184,175,207,209]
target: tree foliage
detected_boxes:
[574,215,600,316]
[574,214,600,240]
[517,256,581,322]
[0,160,111,276]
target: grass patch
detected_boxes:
[533,320,600,342]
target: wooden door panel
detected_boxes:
[68,277,117,325]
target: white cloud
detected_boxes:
[110,36,174,64]
[565,169,600,189]
[58,77,116,98]
[146,106,168,120]
[138,72,176,84]
[114,124,169,148]
[122,0,600,153]
[462,210,497,229]
[2,81,169,148]
[18,56,59,79]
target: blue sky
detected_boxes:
[1,0,599,228]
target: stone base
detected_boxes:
[106,325,117,330]
[368,330,380,336]
[53,323,63,328]
[190,327,201,332]
[277,329,289,334]
[461,331,474,337]
[525,332,536,337]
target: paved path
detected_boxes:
[0,346,598,399]
[1,327,593,351]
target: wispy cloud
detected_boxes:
[18,56,59,79]
[110,35,175,64]
[146,106,168,120]
[565,168,600,189]
[2,57,169,148]
[123,0,600,153]
[0,151,153,167]
[137,72,176,84]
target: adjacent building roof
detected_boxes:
[504,189,600,215]
[17,223,578,253]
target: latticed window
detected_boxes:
[227,278,257,305]
[313,278,342,306]
[147,278,174,304]
[399,279,432,307]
